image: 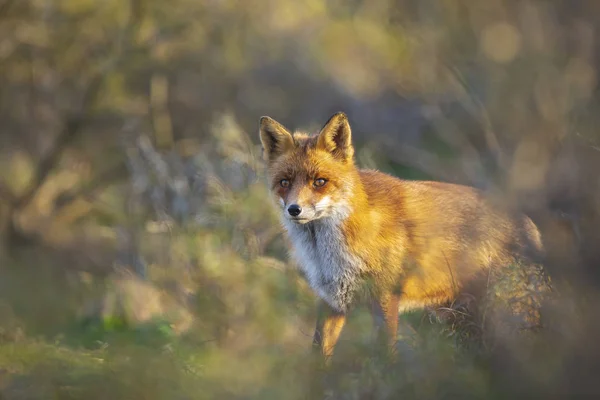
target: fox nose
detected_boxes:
[288,204,302,217]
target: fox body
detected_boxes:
[259,112,544,357]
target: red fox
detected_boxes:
[259,112,546,358]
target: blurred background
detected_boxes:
[0,0,600,398]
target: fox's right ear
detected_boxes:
[259,116,295,163]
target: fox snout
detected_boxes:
[287,204,302,217]
[283,201,313,223]
[278,186,319,223]
[280,196,336,224]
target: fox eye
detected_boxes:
[314,178,327,187]
[280,179,290,188]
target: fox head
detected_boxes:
[259,112,358,224]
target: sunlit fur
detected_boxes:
[259,112,545,356]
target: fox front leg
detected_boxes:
[370,292,401,354]
[312,300,347,360]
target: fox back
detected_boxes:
[259,112,547,356]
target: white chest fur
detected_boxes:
[282,217,365,312]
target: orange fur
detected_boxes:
[259,112,545,358]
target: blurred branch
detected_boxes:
[150,74,174,148]
[13,75,103,210]
[52,163,128,214]
[13,0,141,213]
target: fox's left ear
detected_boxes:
[317,112,354,162]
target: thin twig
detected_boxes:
[444,62,507,171]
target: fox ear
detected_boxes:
[259,116,295,163]
[317,112,353,161]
